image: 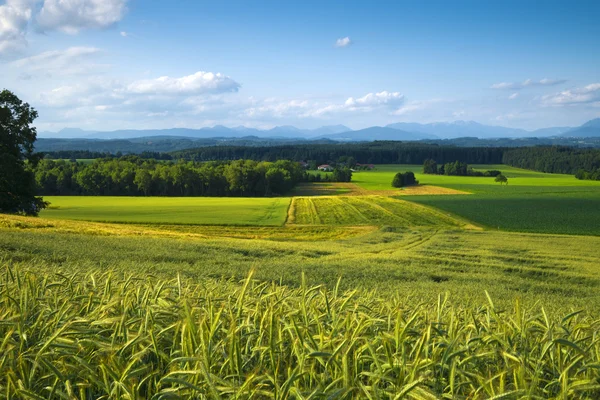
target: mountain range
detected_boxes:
[39,118,600,141]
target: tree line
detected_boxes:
[422,159,501,177]
[502,146,600,180]
[32,157,323,197]
[170,142,505,165]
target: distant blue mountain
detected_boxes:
[39,119,600,141]
[561,118,600,137]
[386,121,534,139]
[318,126,437,141]
[38,125,353,140]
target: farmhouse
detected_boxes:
[317,164,333,171]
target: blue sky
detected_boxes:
[1,0,599,132]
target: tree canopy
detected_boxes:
[495,174,508,185]
[392,171,418,188]
[0,90,47,215]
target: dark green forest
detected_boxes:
[502,147,600,180]
[40,142,600,182]
[31,158,315,197]
[170,142,505,164]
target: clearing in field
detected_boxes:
[288,195,465,227]
[41,196,291,225]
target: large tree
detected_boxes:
[0,89,47,215]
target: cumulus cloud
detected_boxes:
[491,78,566,90]
[125,71,241,96]
[37,0,127,34]
[542,83,600,106]
[345,91,404,108]
[0,0,128,54]
[0,0,35,54]
[335,36,352,48]
[508,92,519,100]
[303,91,404,118]
[37,70,242,119]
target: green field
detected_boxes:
[351,164,600,235]
[4,164,600,398]
[41,196,291,225]
[290,195,464,227]
[353,164,600,190]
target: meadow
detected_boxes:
[352,164,600,190]
[3,164,600,398]
[351,164,600,235]
[41,196,291,225]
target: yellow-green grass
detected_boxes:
[289,195,465,227]
[40,196,291,226]
[2,268,600,399]
[3,213,600,312]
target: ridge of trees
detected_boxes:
[422,159,502,177]
[502,147,600,180]
[31,157,330,197]
[169,142,505,165]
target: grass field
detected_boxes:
[289,195,465,227]
[41,196,291,225]
[3,213,600,310]
[353,164,600,190]
[2,266,600,399]
[350,164,600,235]
[3,164,600,397]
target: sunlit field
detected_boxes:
[346,164,600,235]
[352,164,600,191]
[3,164,600,398]
[41,196,291,225]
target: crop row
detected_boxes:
[290,196,462,227]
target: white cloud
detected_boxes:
[393,103,424,116]
[125,71,241,96]
[238,90,406,120]
[0,0,34,54]
[508,92,519,100]
[37,0,127,34]
[345,91,404,108]
[335,36,352,48]
[541,83,600,106]
[392,98,444,116]
[11,46,103,75]
[491,78,566,90]
[120,31,127,37]
[38,80,121,107]
[0,0,129,54]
